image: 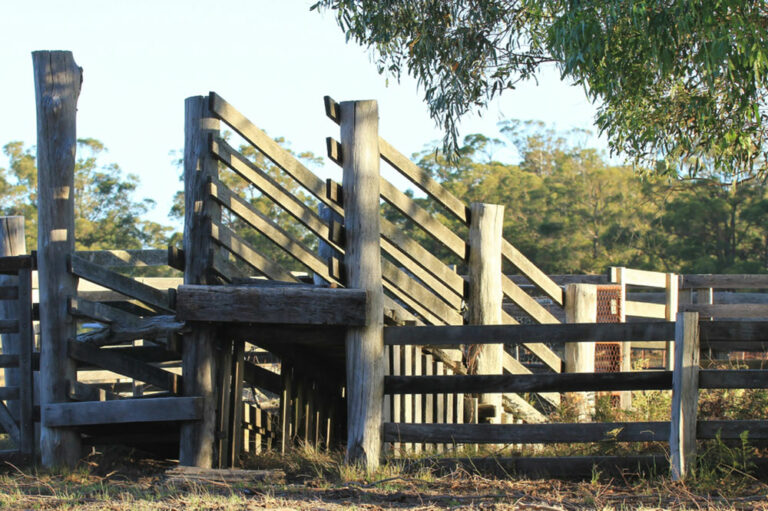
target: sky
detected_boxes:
[0,1,604,229]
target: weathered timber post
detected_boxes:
[665,273,679,370]
[670,311,700,480]
[610,266,632,409]
[33,50,83,467]
[340,100,384,471]
[564,284,597,420]
[0,217,26,417]
[180,95,221,467]
[468,202,504,423]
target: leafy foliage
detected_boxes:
[0,139,171,251]
[313,0,768,179]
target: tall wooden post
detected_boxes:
[565,284,597,419]
[180,95,221,467]
[670,311,700,480]
[340,100,384,471]
[0,217,26,418]
[33,51,83,467]
[468,203,504,423]
[665,273,679,370]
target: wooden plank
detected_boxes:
[381,237,462,309]
[210,221,298,282]
[0,401,20,442]
[699,320,768,342]
[68,297,141,326]
[379,137,470,224]
[697,420,768,440]
[42,396,203,427]
[683,304,768,318]
[502,274,560,324]
[682,274,768,289]
[0,387,19,400]
[381,260,462,325]
[16,266,34,456]
[384,321,675,346]
[698,370,768,389]
[379,177,467,259]
[165,466,285,484]
[69,340,182,393]
[502,240,564,307]
[0,286,19,300]
[625,300,667,318]
[670,312,699,480]
[68,381,120,402]
[383,281,445,326]
[617,268,668,288]
[385,371,672,394]
[0,354,19,368]
[383,421,668,444]
[243,361,281,395]
[209,92,344,217]
[340,99,385,470]
[74,249,168,268]
[211,138,342,248]
[176,285,366,326]
[0,320,20,334]
[0,256,32,274]
[208,179,340,284]
[70,255,172,313]
[33,50,83,468]
[503,350,559,408]
[380,218,464,295]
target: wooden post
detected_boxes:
[468,202,504,423]
[665,273,679,370]
[564,284,597,420]
[180,95,221,467]
[340,100,384,471]
[670,311,700,480]
[33,51,83,468]
[611,267,632,409]
[0,217,26,418]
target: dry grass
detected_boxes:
[0,445,766,510]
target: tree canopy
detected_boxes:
[0,139,171,251]
[312,1,768,179]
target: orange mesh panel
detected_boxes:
[595,342,622,372]
[596,285,622,323]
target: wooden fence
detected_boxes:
[383,313,768,479]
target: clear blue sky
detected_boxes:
[0,1,602,228]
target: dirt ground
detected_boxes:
[0,448,767,510]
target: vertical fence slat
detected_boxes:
[670,311,700,480]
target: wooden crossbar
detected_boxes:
[384,321,676,346]
[69,255,172,313]
[383,421,668,444]
[381,260,462,325]
[208,179,339,284]
[42,397,203,427]
[209,92,344,218]
[74,249,168,268]
[385,371,673,394]
[209,221,298,282]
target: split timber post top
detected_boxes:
[33,50,83,468]
[339,100,385,471]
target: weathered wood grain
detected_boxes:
[381,259,462,325]
[697,420,768,440]
[74,249,168,268]
[682,274,768,289]
[383,421,668,444]
[76,315,184,347]
[468,202,504,423]
[210,220,297,282]
[68,297,141,326]
[176,285,366,326]
[501,240,564,307]
[68,340,182,393]
[698,370,768,389]
[385,371,672,394]
[699,320,768,342]
[34,50,83,467]
[42,396,202,427]
[70,255,172,312]
[341,99,384,470]
[670,312,700,480]
[383,321,675,346]
[209,92,344,217]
